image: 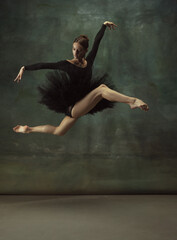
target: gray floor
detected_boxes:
[0,195,177,240]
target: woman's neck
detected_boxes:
[72,58,85,63]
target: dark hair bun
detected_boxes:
[80,35,89,41]
[73,34,89,50]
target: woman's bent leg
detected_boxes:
[71,84,148,118]
[13,116,78,136]
[13,84,149,135]
[101,87,149,111]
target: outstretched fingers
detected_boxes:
[107,22,118,30]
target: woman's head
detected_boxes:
[72,35,89,60]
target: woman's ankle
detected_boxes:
[128,97,136,105]
[28,126,33,133]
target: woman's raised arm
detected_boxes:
[86,21,117,65]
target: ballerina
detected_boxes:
[13,21,149,136]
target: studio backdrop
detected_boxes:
[0,0,177,194]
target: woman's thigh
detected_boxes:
[71,85,105,118]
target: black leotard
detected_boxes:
[25,24,106,77]
[24,24,116,117]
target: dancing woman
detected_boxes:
[13,21,149,136]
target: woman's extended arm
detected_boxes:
[14,61,65,83]
[86,21,117,65]
[24,62,62,70]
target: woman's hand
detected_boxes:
[14,66,25,83]
[103,21,118,30]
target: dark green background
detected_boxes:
[0,0,177,194]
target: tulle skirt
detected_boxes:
[37,70,117,116]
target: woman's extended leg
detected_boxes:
[13,116,78,136]
[13,84,148,136]
[13,85,105,135]
[71,84,149,118]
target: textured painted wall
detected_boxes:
[0,0,177,194]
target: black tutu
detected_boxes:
[37,70,117,116]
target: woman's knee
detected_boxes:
[98,84,109,97]
[54,116,78,136]
[99,84,108,88]
[53,131,65,136]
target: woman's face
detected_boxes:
[72,42,87,60]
